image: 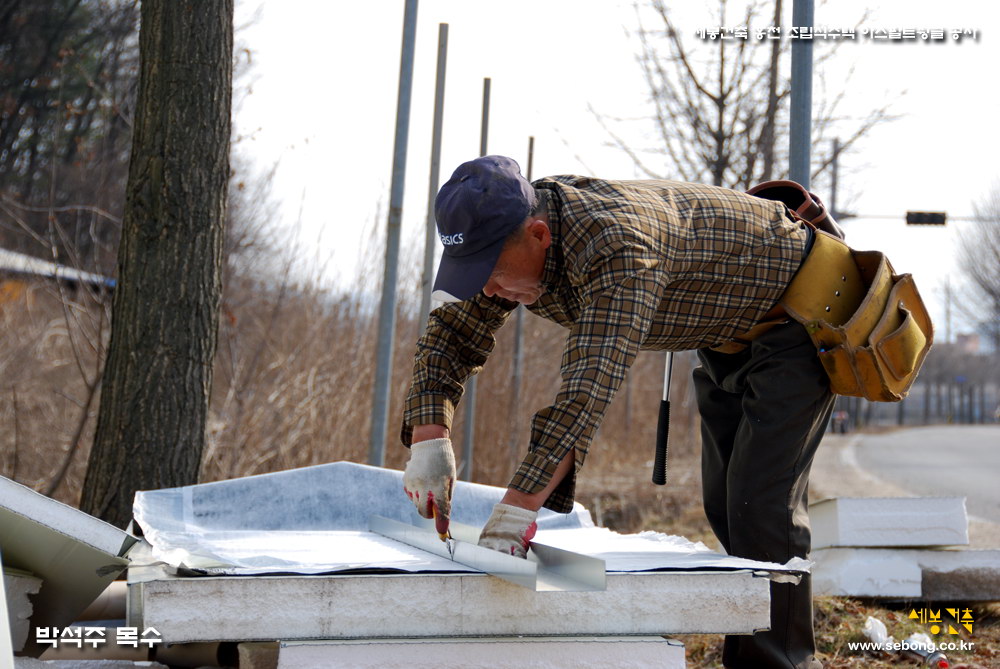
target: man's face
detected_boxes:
[482,220,550,305]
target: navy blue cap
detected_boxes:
[432,155,534,302]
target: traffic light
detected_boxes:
[906,211,947,225]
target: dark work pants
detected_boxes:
[693,320,835,669]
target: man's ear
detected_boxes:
[527,219,551,250]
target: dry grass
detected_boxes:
[0,224,702,500]
[0,283,106,503]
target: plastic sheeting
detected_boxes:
[133,461,591,574]
[132,461,809,578]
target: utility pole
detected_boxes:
[420,23,448,321]
[789,0,814,187]
[944,278,952,345]
[459,77,490,481]
[830,137,840,220]
[509,136,533,461]
[369,0,418,466]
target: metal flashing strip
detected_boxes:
[368,515,606,592]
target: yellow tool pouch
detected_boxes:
[779,231,934,402]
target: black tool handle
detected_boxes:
[652,398,670,485]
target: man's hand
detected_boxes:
[402,438,456,537]
[477,502,538,559]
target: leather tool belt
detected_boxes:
[780,230,933,401]
[712,181,934,402]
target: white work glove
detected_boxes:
[477,503,538,559]
[402,438,456,537]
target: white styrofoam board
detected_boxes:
[0,477,134,557]
[4,567,42,652]
[15,659,168,668]
[809,497,968,549]
[128,567,772,643]
[812,547,1000,600]
[1,557,15,665]
[277,637,686,669]
[811,547,922,598]
[0,477,135,657]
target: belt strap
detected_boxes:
[709,317,788,354]
[779,231,866,328]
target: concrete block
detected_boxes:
[276,636,686,669]
[810,497,968,549]
[812,548,1000,600]
[919,549,1000,601]
[129,567,772,643]
[5,568,42,652]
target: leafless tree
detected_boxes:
[80,0,233,527]
[0,0,138,272]
[598,0,897,192]
[956,184,1000,351]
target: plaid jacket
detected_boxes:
[402,175,809,512]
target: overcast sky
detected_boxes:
[233,0,1000,341]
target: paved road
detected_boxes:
[852,425,1000,523]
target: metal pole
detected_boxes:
[945,278,952,345]
[460,77,490,481]
[789,0,814,187]
[479,77,491,156]
[509,136,533,461]
[830,137,840,219]
[420,23,449,321]
[369,0,418,466]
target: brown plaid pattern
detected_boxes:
[402,176,809,513]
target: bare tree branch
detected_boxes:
[599,1,899,191]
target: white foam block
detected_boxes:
[4,568,42,652]
[810,497,968,549]
[812,548,1000,600]
[277,637,686,669]
[129,567,772,643]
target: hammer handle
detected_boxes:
[652,352,673,486]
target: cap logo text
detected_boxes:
[440,233,464,246]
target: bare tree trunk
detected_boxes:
[80,0,233,527]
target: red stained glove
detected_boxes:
[402,438,455,537]
[477,503,538,559]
